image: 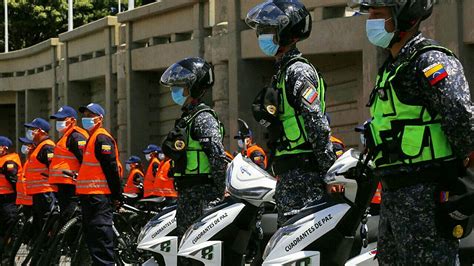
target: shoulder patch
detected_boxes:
[302,82,319,104]
[101,144,111,150]
[423,63,448,86]
[101,145,112,154]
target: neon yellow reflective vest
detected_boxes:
[368,44,455,168]
[174,106,224,176]
[275,57,326,157]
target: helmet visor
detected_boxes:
[160,63,196,87]
[245,1,290,30]
[350,0,401,13]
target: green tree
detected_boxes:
[0,0,143,52]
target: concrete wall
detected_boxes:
[0,0,472,161]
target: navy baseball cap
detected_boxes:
[24,118,51,132]
[0,136,13,148]
[79,103,105,117]
[126,155,142,164]
[50,106,78,119]
[19,137,33,145]
[143,144,161,154]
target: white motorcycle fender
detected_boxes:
[262,251,320,266]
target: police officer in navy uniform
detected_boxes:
[76,103,122,265]
[0,136,21,257]
[246,0,336,226]
[351,0,474,264]
[160,57,228,249]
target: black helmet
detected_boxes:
[246,0,312,46]
[160,57,214,98]
[234,119,253,139]
[351,0,433,31]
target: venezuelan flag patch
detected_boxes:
[101,144,112,154]
[423,63,448,86]
[302,84,319,104]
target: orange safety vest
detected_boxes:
[16,160,32,205]
[153,159,177,198]
[76,128,120,195]
[25,139,57,195]
[123,168,144,194]
[0,153,22,195]
[246,145,268,169]
[371,182,382,204]
[49,126,89,185]
[143,157,160,198]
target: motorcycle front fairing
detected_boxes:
[137,205,178,266]
[262,149,378,265]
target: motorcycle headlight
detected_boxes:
[262,215,313,259]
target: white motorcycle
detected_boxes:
[262,149,379,266]
[178,153,277,265]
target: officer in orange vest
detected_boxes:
[142,144,162,198]
[123,155,144,198]
[49,106,89,221]
[16,137,34,213]
[24,118,57,231]
[152,154,177,203]
[234,119,268,169]
[76,103,122,265]
[0,136,22,255]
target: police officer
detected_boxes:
[0,136,21,256]
[123,155,144,198]
[142,144,162,198]
[160,57,227,245]
[351,0,474,264]
[234,118,268,169]
[76,103,122,265]
[246,0,336,226]
[24,118,57,231]
[49,106,89,221]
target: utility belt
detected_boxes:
[271,152,319,176]
[377,159,463,192]
[173,174,213,191]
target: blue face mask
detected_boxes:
[21,145,30,155]
[56,121,68,133]
[258,34,279,56]
[171,87,187,106]
[366,19,395,48]
[26,129,35,141]
[82,117,96,130]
